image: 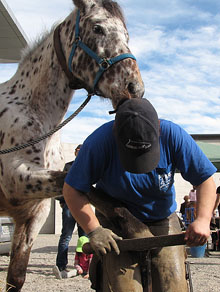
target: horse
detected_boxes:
[0,0,144,290]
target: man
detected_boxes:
[63,98,217,291]
[53,145,86,279]
[214,186,220,217]
[180,195,190,218]
[189,185,197,204]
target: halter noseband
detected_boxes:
[68,10,136,95]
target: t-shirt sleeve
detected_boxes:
[65,122,113,192]
[165,121,217,186]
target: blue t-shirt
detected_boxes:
[65,120,216,222]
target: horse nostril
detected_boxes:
[128,83,136,94]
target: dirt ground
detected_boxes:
[0,234,220,292]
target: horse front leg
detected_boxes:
[86,188,188,292]
[86,187,153,292]
[2,162,66,200]
[6,199,51,291]
[86,187,153,239]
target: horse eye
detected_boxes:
[93,25,104,34]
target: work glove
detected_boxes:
[88,226,122,257]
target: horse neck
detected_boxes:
[13,31,74,127]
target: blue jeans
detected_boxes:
[56,203,86,270]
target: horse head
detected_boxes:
[60,0,145,108]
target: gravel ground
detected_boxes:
[0,234,220,291]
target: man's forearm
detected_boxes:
[185,176,217,246]
[196,176,217,223]
[63,183,122,256]
[63,183,100,234]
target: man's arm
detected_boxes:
[63,183,122,256]
[185,176,216,246]
[63,182,100,233]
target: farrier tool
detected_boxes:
[83,232,186,254]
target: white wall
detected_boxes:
[40,143,78,234]
[40,199,55,234]
[175,172,219,210]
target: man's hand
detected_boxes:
[184,218,210,247]
[88,226,122,257]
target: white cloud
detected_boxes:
[0,64,18,83]
[61,116,112,143]
[5,0,72,39]
[127,18,220,136]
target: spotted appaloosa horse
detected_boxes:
[0,0,144,290]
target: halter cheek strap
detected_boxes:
[68,10,136,94]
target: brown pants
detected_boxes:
[90,213,188,292]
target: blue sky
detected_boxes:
[1,0,220,144]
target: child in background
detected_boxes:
[74,236,93,279]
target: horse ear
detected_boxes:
[73,0,97,13]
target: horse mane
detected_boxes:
[102,0,127,28]
[19,26,55,65]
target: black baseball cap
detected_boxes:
[114,98,160,173]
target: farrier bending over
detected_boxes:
[63,98,216,292]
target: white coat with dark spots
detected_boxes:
[0,0,144,291]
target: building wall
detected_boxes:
[40,199,55,234]
[174,172,219,211]
[40,143,220,234]
[40,143,78,234]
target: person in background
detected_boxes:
[189,185,197,204]
[210,186,220,250]
[74,236,93,279]
[180,195,190,218]
[63,98,217,291]
[213,186,220,218]
[53,144,86,279]
[187,185,197,224]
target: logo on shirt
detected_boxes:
[158,171,173,191]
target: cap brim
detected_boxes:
[117,139,160,174]
[76,247,83,252]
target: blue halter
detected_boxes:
[68,10,136,94]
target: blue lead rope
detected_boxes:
[68,10,136,93]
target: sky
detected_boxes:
[1,0,220,144]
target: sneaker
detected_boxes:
[53,266,77,279]
[60,269,68,279]
[52,265,62,279]
[65,269,78,278]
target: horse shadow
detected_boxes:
[31,245,77,254]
